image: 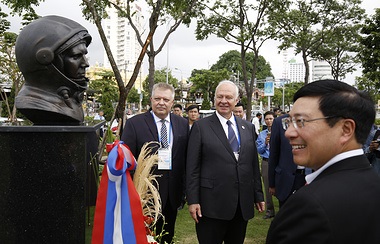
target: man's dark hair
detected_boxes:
[173,104,183,110]
[235,102,244,109]
[264,111,275,118]
[293,79,375,144]
[186,104,199,112]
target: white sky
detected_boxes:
[2,0,378,85]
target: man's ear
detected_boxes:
[340,119,356,144]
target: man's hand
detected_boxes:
[188,204,202,223]
[255,202,265,212]
[369,140,380,152]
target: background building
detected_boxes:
[311,59,333,81]
[288,58,307,83]
[102,1,144,90]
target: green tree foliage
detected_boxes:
[140,68,179,108]
[89,70,119,121]
[310,1,365,81]
[201,97,211,110]
[356,76,380,102]
[268,0,365,83]
[142,68,179,92]
[189,69,229,107]
[359,8,380,86]
[0,9,24,121]
[211,50,273,84]
[195,0,280,120]
[271,82,304,111]
[0,7,10,33]
[126,87,140,104]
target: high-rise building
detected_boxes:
[288,58,306,83]
[311,59,333,81]
[102,1,143,86]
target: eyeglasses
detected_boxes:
[282,116,336,130]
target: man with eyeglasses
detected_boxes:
[266,79,380,243]
[121,82,189,243]
[268,114,307,208]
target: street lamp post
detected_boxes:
[175,68,183,103]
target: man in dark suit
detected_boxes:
[186,80,265,244]
[266,79,380,243]
[268,114,306,207]
[121,82,188,244]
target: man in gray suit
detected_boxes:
[186,80,265,244]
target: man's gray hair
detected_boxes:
[152,82,175,100]
[215,80,239,99]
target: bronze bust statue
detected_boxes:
[15,15,92,125]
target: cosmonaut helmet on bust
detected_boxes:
[15,15,92,93]
[15,15,92,125]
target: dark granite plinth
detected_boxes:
[0,122,104,243]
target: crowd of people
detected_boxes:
[116,79,380,244]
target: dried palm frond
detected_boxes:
[133,141,162,226]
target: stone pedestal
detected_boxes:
[0,122,104,243]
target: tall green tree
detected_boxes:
[196,0,281,120]
[188,68,229,108]
[268,0,365,83]
[310,1,365,80]
[0,8,24,121]
[211,50,273,84]
[359,8,380,86]
[356,76,380,102]
[122,0,199,94]
[88,70,119,121]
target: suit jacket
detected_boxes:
[267,155,380,244]
[186,113,264,221]
[268,114,298,202]
[121,111,189,210]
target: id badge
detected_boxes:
[158,148,172,170]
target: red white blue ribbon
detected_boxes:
[92,140,147,244]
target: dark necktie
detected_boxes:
[227,120,239,152]
[161,119,169,148]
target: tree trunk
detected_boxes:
[302,50,309,84]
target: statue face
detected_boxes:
[62,42,89,80]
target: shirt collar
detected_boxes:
[151,111,170,124]
[305,149,364,184]
[216,110,235,126]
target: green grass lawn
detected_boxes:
[173,200,279,244]
[86,198,279,243]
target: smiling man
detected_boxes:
[187,80,264,244]
[266,79,380,243]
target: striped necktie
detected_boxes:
[160,119,169,148]
[227,120,239,152]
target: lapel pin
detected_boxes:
[242,125,245,129]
